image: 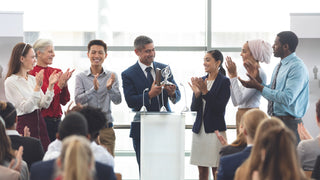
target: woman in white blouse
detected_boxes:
[225,39,272,135]
[4,42,60,151]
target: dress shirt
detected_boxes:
[230,68,266,108]
[43,139,114,168]
[29,65,70,118]
[138,60,155,79]
[75,68,121,123]
[261,53,309,118]
[5,74,54,116]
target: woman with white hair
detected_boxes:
[225,39,272,135]
[29,39,74,142]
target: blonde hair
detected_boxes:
[58,135,95,180]
[33,39,53,57]
[242,109,268,139]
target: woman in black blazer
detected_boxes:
[189,50,230,180]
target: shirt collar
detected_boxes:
[138,60,154,72]
[281,52,296,65]
[86,67,106,76]
[6,130,21,136]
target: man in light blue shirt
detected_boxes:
[239,31,309,143]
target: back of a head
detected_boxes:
[78,106,107,141]
[277,31,299,52]
[259,126,303,180]
[0,120,14,163]
[242,109,268,139]
[59,135,94,180]
[58,112,88,140]
[0,101,17,128]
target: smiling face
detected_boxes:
[21,48,36,71]
[37,45,55,66]
[87,45,107,68]
[240,42,256,64]
[203,53,220,73]
[135,43,155,66]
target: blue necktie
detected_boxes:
[267,62,282,116]
[145,67,154,88]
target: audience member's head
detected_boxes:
[241,117,287,180]
[56,135,95,180]
[0,120,15,164]
[0,101,17,129]
[58,112,88,140]
[255,126,305,180]
[242,109,268,142]
[33,39,54,58]
[78,106,107,141]
[230,118,247,147]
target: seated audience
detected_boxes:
[0,101,44,169]
[297,99,320,171]
[43,106,114,167]
[217,109,267,180]
[235,117,285,179]
[30,112,116,180]
[0,116,29,180]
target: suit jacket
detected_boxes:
[121,61,181,139]
[30,159,116,180]
[9,135,44,169]
[217,146,252,180]
[191,72,230,133]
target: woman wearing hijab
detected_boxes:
[225,39,272,135]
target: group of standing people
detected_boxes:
[1,30,310,179]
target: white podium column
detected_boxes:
[140,112,195,180]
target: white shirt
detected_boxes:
[4,74,54,116]
[138,60,155,79]
[43,139,114,168]
[230,68,267,108]
[6,130,21,136]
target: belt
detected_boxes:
[105,122,113,128]
[276,115,301,121]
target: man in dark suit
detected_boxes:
[121,35,181,169]
[1,102,44,169]
[217,109,267,180]
[30,154,116,180]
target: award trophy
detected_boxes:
[159,65,174,112]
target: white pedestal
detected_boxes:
[140,112,196,180]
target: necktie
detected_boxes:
[267,62,282,116]
[145,67,154,87]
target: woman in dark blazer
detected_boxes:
[189,50,230,180]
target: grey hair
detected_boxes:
[134,35,153,50]
[33,39,53,57]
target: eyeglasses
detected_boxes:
[21,43,29,56]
